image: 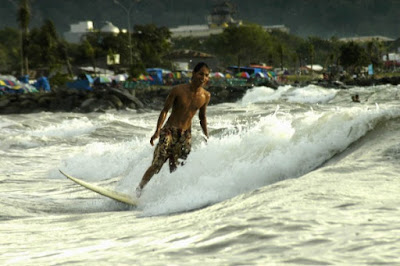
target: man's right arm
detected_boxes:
[150,88,176,145]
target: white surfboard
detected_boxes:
[59,169,137,206]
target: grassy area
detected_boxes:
[285,74,316,83]
[375,72,400,78]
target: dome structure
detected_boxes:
[101,21,120,34]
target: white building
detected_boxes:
[383,53,400,61]
[262,25,290,34]
[170,25,224,38]
[339,36,395,42]
[100,21,120,35]
[64,21,94,43]
[64,21,122,44]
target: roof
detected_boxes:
[165,50,214,59]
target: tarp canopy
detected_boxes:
[79,66,114,75]
[249,64,273,70]
[0,75,38,94]
[306,64,324,72]
[94,75,112,83]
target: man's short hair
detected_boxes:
[193,62,210,73]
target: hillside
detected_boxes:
[1,0,400,39]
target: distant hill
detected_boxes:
[1,0,400,39]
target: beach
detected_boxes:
[1,83,400,265]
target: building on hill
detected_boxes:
[100,21,121,35]
[339,36,395,43]
[64,21,94,43]
[169,0,289,39]
[170,25,225,38]
[64,21,123,43]
[207,0,240,28]
[170,0,241,39]
[262,25,290,34]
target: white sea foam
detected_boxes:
[241,85,338,105]
[138,104,398,215]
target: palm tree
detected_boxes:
[17,0,31,75]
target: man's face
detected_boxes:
[192,66,210,87]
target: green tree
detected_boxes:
[27,19,59,71]
[172,37,203,51]
[57,40,74,78]
[365,40,385,70]
[17,0,31,75]
[339,41,369,74]
[81,39,96,72]
[276,43,284,70]
[133,24,172,68]
[205,24,273,67]
[0,27,20,72]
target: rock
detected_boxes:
[109,88,144,109]
[108,95,124,109]
[80,98,98,112]
[0,98,10,108]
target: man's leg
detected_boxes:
[138,165,158,190]
[136,129,171,197]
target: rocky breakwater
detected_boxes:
[0,84,256,114]
[0,86,146,114]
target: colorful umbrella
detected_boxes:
[173,72,182,79]
[236,72,250,79]
[212,72,225,78]
[138,74,148,81]
[251,72,266,78]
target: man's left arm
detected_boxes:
[199,92,210,138]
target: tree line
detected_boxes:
[0,0,397,82]
[2,0,400,39]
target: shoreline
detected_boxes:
[1,76,400,115]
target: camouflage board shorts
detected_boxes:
[151,127,192,173]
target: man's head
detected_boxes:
[193,62,210,74]
[191,62,210,87]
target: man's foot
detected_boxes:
[135,186,142,198]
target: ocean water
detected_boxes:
[1,84,400,265]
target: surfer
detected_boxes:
[135,62,211,197]
[352,94,360,102]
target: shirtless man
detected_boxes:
[135,62,211,197]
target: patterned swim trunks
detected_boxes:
[151,127,192,173]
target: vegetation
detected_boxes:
[2,0,400,39]
[17,0,31,75]
[0,0,399,79]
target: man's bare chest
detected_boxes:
[177,93,206,110]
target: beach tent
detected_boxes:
[94,75,112,84]
[146,68,171,85]
[83,74,94,83]
[33,76,51,92]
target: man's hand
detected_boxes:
[150,131,160,146]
